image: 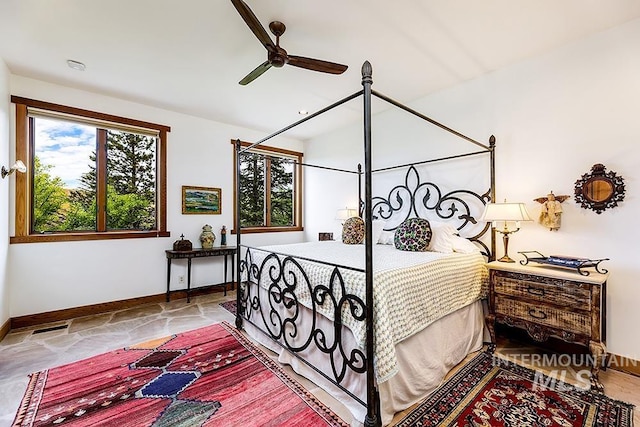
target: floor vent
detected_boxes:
[32,324,69,334]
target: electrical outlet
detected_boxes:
[178,275,185,284]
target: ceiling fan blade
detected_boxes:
[230,0,277,53]
[288,56,348,74]
[239,61,272,85]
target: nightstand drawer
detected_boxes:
[493,271,591,310]
[495,295,590,335]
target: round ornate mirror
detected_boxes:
[584,179,613,203]
[574,164,625,214]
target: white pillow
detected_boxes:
[372,220,386,244]
[377,230,394,244]
[376,219,396,244]
[451,235,480,254]
[427,222,458,253]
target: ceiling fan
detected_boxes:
[230,0,348,85]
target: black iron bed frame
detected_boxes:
[234,61,496,426]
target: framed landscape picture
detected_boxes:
[182,186,221,215]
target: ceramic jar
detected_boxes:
[199,224,216,249]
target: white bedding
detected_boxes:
[244,241,488,382]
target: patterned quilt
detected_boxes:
[243,242,488,382]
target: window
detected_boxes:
[11,96,170,243]
[232,140,303,233]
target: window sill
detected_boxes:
[10,230,171,244]
[231,226,304,235]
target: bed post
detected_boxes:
[358,163,363,217]
[489,135,496,261]
[361,61,379,427]
[235,138,243,329]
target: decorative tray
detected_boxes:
[518,251,609,276]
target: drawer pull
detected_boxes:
[528,309,548,320]
[527,286,545,297]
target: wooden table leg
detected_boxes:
[187,258,192,303]
[485,313,496,353]
[589,340,606,392]
[166,258,171,302]
[223,254,228,296]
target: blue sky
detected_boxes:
[34,117,95,188]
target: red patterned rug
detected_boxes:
[12,322,347,427]
[396,352,633,426]
[220,300,237,316]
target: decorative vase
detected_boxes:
[199,224,216,249]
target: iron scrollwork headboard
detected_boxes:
[370,165,492,258]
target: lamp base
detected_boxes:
[496,255,516,263]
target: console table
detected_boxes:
[166,246,237,303]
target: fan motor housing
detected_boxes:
[269,49,288,68]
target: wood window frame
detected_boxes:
[231,140,303,234]
[10,96,171,243]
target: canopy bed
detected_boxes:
[234,61,496,426]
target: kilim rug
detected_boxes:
[396,351,634,427]
[12,321,347,427]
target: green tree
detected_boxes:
[106,185,155,230]
[67,130,157,230]
[239,152,265,227]
[32,157,70,232]
[270,157,293,226]
[105,131,156,229]
[107,130,156,202]
[67,150,97,228]
[238,153,294,227]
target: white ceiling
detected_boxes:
[1,1,640,140]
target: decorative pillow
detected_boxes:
[342,216,365,245]
[394,218,432,251]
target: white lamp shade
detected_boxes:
[480,202,532,222]
[335,208,358,221]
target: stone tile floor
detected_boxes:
[1,291,638,426]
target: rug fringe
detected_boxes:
[12,370,46,427]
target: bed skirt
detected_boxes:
[242,299,484,426]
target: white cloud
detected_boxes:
[34,118,96,188]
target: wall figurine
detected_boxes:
[533,191,569,231]
[220,225,227,246]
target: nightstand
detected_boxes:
[485,261,608,391]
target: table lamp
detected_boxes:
[335,207,358,225]
[481,201,532,263]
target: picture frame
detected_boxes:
[182,186,221,215]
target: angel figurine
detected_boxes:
[534,191,570,231]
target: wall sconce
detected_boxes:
[1,160,26,179]
[335,207,358,225]
[481,201,532,263]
